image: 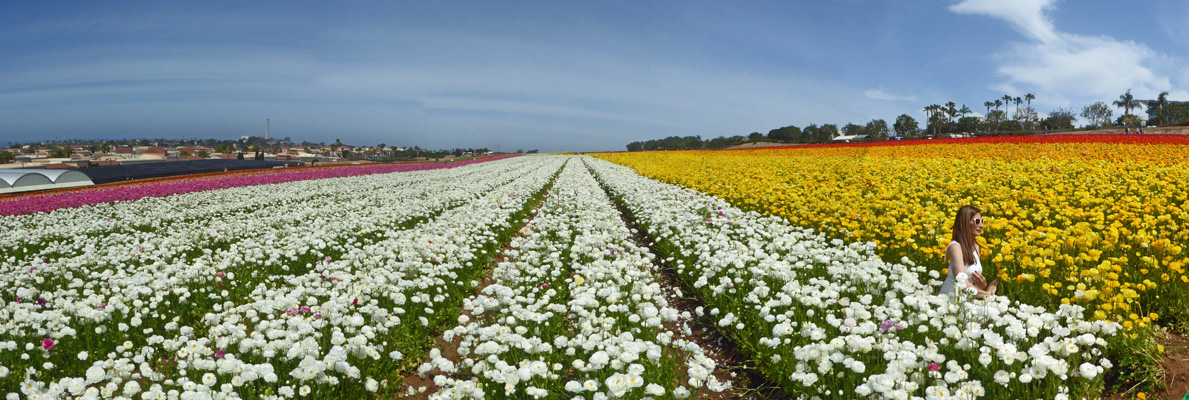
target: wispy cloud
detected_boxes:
[951,0,1172,106]
[865,88,918,102]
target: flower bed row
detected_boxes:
[422,159,726,399]
[594,138,1189,332]
[0,156,562,399]
[0,156,515,217]
[585,156,1118,399]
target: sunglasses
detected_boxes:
[970,217,984,225]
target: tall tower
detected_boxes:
[265,119,270,140]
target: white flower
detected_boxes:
[85,365,106,384]
[605,373,630,397]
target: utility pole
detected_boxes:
[265,118,270,140]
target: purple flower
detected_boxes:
[37,298,46,306]
[215,350,226,359]
[879,320,904,333]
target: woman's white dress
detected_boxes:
[940,241,981,295]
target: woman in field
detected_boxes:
[939,205,998,298]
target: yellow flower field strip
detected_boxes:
[595,140,1189,328]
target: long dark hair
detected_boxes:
[950,205,981,266]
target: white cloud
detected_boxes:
[951,0,1173,107]
[950,0,1059,43]
[865,89,918,102]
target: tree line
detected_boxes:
[626,90,1187,151]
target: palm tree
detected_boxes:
[1113,89,1144,117]
[1002,95,1014,113]
[1114,89,1145,128]
[1023,94,1036,129]
[1149,91,1169,126]
[924,104,943,135]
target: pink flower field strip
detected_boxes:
[0,156,516,216]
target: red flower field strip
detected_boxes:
[0,156,516,216]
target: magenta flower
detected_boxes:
[928,363,940,371]
[216,272,226,278]
[215,350,226,359]
[0,156,517,216]
[300,306,311,314]
[42,338,54,351]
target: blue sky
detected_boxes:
[2,1,1187,152]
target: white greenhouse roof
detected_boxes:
[0,169,94,194]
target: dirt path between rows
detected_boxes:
[591,160,783,399]
[397,167,561,399]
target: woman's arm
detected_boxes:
[947,244,996,298]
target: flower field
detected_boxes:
[0,156,563,399]
[0,157,514,217]
[594,135,1189,332]
[0,152,1129,399]
[585,157,1114,399]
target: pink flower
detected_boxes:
[215,350,225,359]
[42,338,54,351]
[286,308,300,316]
[300,306,311,314]
[928,363,940,371]
[216,272,226,278]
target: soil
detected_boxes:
[1104,331,1189,400]
[1155,331,1189,400]
[602,174,782,399]
[397,190,547,399]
